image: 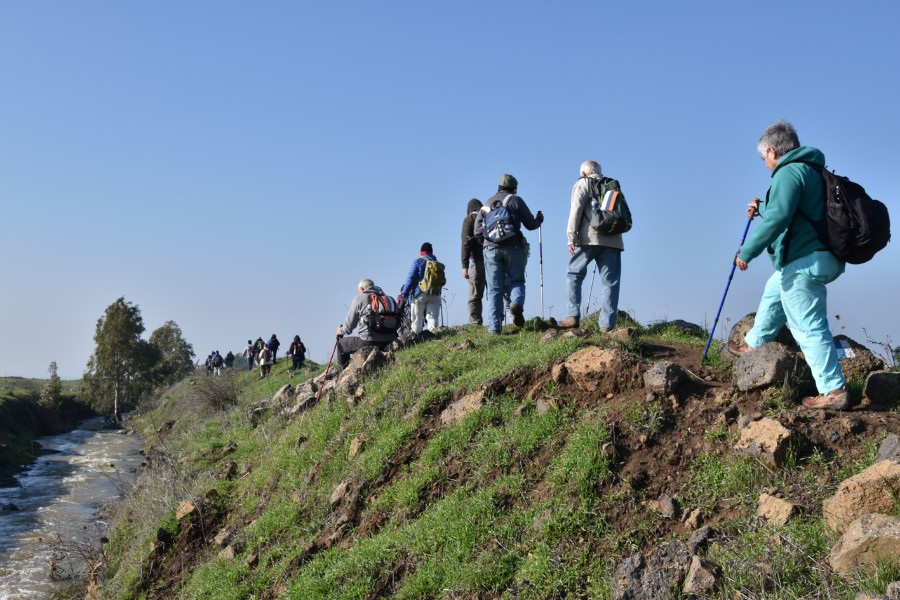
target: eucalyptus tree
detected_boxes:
[81,297,155,420]
[149,320,196,386]
[40,361,63,410]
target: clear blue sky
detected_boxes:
[2,2,898,380]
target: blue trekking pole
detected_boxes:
[702,215,753,360]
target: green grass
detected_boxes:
[97,321,895,600]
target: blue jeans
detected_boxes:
[745,251,846,394]
[566,246,621,330]
[483,245,526,333]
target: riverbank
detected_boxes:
[0,377,96,486]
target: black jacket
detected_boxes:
[461,198,484,267]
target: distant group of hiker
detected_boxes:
[332,120,891,412]
[241,334,307,378]
[205,350,234,375]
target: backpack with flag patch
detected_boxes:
[480,194,519,243]
[587,177,632,235]
[799,163,890,264]
[418,256,446,295]
[366,292,402,334]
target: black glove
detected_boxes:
[536,210,544,224]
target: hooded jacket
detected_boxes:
[739,146,829,270]
[461,198,484,267]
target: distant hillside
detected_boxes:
[94,319,900,599]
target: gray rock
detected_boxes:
[613,539,692,600]
[722,314,795,363]
[644,361,689,395]
[875,433,900,464]
[864,372,900,407]
[885,581,900,600]
[733,342,813,393]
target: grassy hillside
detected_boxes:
[97,320,899,599]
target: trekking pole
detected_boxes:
[585,265,597,316]
[539,224,544,318]
[315,336,340,403]
[702,215,753,360]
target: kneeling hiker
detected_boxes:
[399,242,446,334]
[335,278,400,367]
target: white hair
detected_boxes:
[581,160,602,176]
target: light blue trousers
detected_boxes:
[745,251,846,393]
[484,245,526,334]
[566,246,621,330]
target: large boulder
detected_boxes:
[823,460,900,532]
[828,513,900,575]
[864,371,900,407]
[733,418,798,467]
[563,346,643,396]
[876,434,900,464]
[643,361,689,396]
[834,335,885,382]
[723,314,795,363]
[733,342,813,393]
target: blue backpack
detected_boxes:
[480,195,519,243]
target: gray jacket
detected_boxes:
[339,285,398,342]
[567,174,624,250]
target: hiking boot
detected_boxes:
[558,316,579,328]
[510,304,525,327]
[726,340,753,356]
[802,387,850,411]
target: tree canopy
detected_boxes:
[148,320,196,386]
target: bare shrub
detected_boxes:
[186,372,241,414]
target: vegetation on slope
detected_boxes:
[97,319,899,599]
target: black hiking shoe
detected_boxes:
[510,304,525,327]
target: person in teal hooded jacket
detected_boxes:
[730,121,848,410]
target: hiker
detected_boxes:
[258,344,273,378]
[730,120,848,410]
[399,242,446,335]
[205,352,214,375]
[335,278,399,367]
[211,350,224,376]
[224,350,235,369]
[461,198,485,325]
[242,339,255,371]
[267,334,280,364]
[474,174,543,334]
[561,160,625,330]
[288,335,306,372]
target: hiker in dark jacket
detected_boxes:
[288,335,306,372]
[474,174,543,334]
[335,278,398,367]
[461,198,485,325]
[267,334,280,364]
[730,121,848,410]
[400,242,443,335]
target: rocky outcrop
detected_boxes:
[440,390,485,426]
[733,342,813,393]
[823,460,900,532]
[733,418,799,467]
[864,372,900,406]
[828,513,900,575]
[643,361,689,396]
[562,346,643,396]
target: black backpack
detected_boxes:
[800,163,890,264]
[587,177,632,235]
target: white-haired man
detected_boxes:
[335,278,398,367]
[560,160,624,330]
